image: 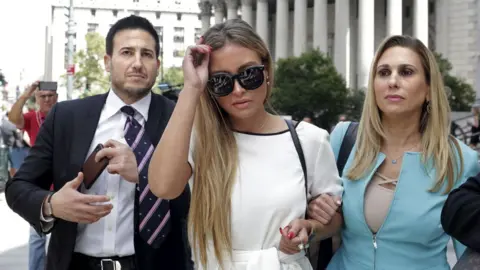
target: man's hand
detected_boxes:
[308,194,342,225]
[50,172,113,224]
[96,139,139,184]
[21,81,39,99]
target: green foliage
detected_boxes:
[435,53,476,111]
[62,32,110,98]
[271,50,350,129]
[0,71,6,87]
[153,67,184,95]
[163,67,184,86]
[345,89,365,121]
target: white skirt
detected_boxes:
[195,247,314,270]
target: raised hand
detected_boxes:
[182,36,211,93]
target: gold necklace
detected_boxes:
[258,114,269,131]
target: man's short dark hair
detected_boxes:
[106,15,160,57]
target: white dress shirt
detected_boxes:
[42,90,152,257]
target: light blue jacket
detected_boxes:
[327,122,480,270]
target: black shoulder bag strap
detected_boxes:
[316,121,359,270]
[336,122,359,176]
[285,119,308,216]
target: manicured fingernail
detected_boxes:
[336,200,342,205]
[288,232,295,239]
[279,227,283,234]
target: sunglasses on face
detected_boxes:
[207,65,265,97]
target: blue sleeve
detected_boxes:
[329,121,352,160]
[452,144,480,258]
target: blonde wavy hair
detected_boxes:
[347,35,463,193]
[188,19,274,268]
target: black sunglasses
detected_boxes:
[207,65,265,97]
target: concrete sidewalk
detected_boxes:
[0,193,29,270]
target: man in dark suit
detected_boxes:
[441,172,480,252]
[5,15,192,270]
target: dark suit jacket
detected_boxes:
[441,172,480,253]
[5,92,193,270]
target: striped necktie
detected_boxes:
[121,105,171,248]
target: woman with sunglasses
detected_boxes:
[148,19,343,269]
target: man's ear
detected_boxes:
[104,54,111,72]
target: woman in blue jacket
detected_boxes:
[317,35,480,270]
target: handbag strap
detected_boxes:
[336,122,359,176]
[316,121,358,270]
[285,119,308,216]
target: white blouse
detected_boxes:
[188,121,343,270]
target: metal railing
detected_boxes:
[451,113,480,151]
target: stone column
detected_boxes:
[413,0,429,46]
[313,0,328,53]
[227,0,238,19]
[241,0,253,26]
[213,1,224,24]
[334,0,350,81]
[275,0,289,60]
[435,0,448,56]
[256,0,269,45]
[293,0,307,56]
[199,1,212,33]
[349,0,358,89]
[387,0,402,36]
[358,0,375,89]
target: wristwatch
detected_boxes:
[44,193,55,218]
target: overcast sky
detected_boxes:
[0,0,52,87]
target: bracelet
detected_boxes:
[47,192,55,218]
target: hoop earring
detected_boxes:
[426,101,431,114]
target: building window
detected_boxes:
[157,0,161,3]
[175,0,181,4]
[87,23,99,33]
[113,10,118,17]
[155,26,164,56]
[91,9,96,16]
[194,28,202,43]
[176,13,182,21]
[173,50,185,57]
[174,36,184,43]
[173,27,185,58]
[327,33,334,57]
[156,12,161,19]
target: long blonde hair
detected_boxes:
[347,35,463,193]
[188,19,274,268]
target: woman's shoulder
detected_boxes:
[295,121,329,145]
[450,137,478,167]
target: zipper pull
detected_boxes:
[373,234,377,249]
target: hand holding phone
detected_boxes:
[38,81,58,91]
[82,144,109,189]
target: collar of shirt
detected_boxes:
[99,89,151,125]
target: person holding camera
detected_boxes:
[8,80,58,270]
